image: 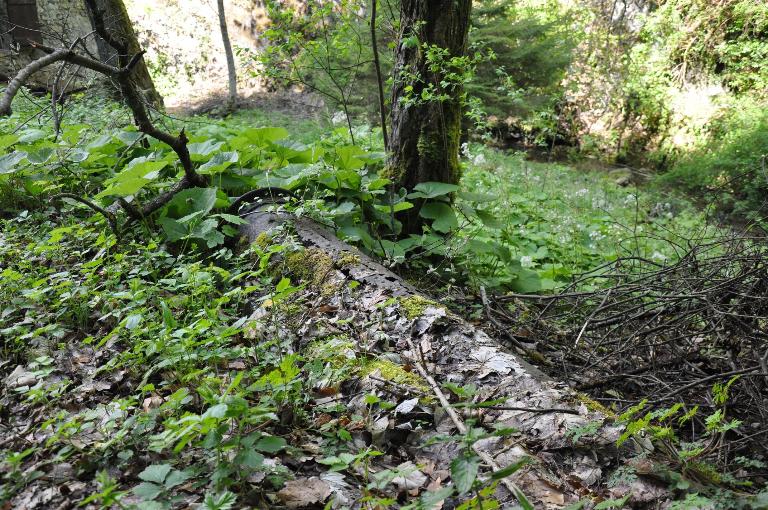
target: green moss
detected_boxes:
[360,359,430,395]
[283,248,335,288]
[337,250,361,268]
[253,232,272,250]
[399,295,443,320]
[577,393,616,418]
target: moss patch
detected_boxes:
[253,232,272,250]
[399,295,443,320]
[577,393,616,418]
[337,250,361,268]
[360,359,430,395]
[283,247,335,288]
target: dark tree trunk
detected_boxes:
[84,0,163,108]
[387,0,471,233]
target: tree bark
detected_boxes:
[216,0,238,110]
[84,0,163,108]
[387,0,471,233]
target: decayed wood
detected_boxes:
[240,211,670,508]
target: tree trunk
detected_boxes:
[216,0,238,110]
[84,0,163,108]
[237,209,670,507]
[387,0,471,233]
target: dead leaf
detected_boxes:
[276,478,331,509]
[392,461,428,491]
[394,397,419,414]
[142,395,164,412]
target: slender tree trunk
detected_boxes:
[217,0,238,110]
[387,0,471,233]
[84,0,163,108]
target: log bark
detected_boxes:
[387,0,471,233]
[239,212,671,508]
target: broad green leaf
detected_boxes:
[234,448,265,469]
[163,469,191,489]
[490,458,531,480]
[133,482,164,501]
[0,134,19,151]
[198,151,239,174]
[86,134,114,150]
[374,201,414,213]
[415,487,453,507]
[255,435,286,453]
[451,455,479,494]
[366,178,391,191]
[476,209,503,229]
[27,148,55,164]
[509,268,541,293]
[125,314,143,330]
[98,158,168,197]
[214,213,248,225]
[408,181,460,199]
[0,151,28,174]
[420,202,458,232]
[116,130,143,146]
[333,145,366,171]
[271,139,314,163]
[275,277,291,293]
[138,464,172,484]
[206,403,228,419]
[191,218,225,248]
[66,148,89,163]
[243,127,289,146]
[17,129,47,143]
[159,217,187,242]
[188,139,225,161]
[164,187,218,218]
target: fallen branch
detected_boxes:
[54,193,120,238]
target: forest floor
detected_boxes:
[1,95,767,508]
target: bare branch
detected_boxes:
[0,50,69,115]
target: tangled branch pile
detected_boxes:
[504,233,768,468]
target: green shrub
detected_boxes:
[659,98,768,223]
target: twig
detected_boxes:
[54,193,120,238]
[574,288,612,347]
[653,367,767,403]
[404,336,530,503]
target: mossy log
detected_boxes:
[240,211,670,508]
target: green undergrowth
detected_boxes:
[0,210,540,508]
[446,144,718,291]
[1,92,718,295]
[0,212,425,507]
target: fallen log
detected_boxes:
[240,211,671,508]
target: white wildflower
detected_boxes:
[651,251,668,262]
[575,188,589,197]
[472,152,487,165]
[520,255,534,268]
